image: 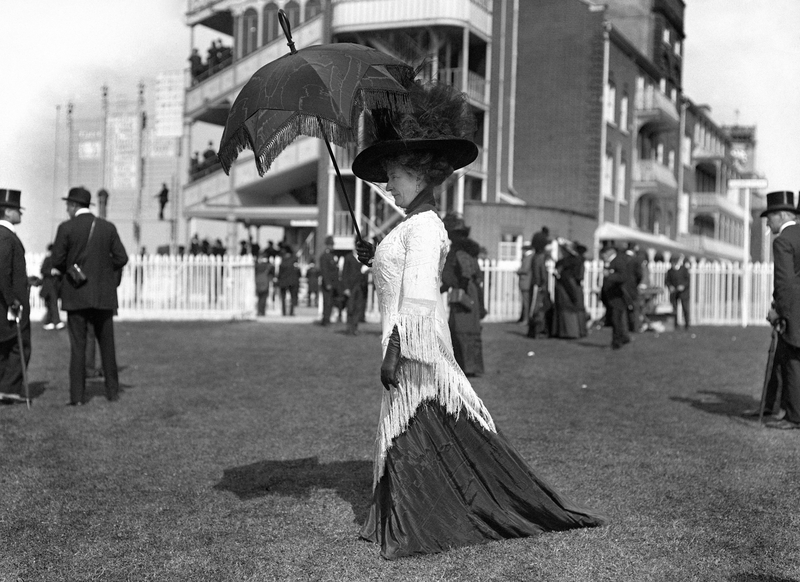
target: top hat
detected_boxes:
[0,189,22,209]
[63,186,93,207]
[760,191,797,217]
[352,82,478,183]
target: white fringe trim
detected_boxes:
[372,333,496,486]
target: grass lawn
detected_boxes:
[1,319,799,582]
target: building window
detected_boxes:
[659,78,667,94]
[305,0,322,19]
[668,150,675,171]
[617,159,627,201]
[606,82,616,124]
[656,143,664,165]
[674,40,682,56]
[682,135,692,166]
[602,152,614,198]
[243,8,258,57]
[263,3,279,45]
[662,28,670,44]
[285,1,300,28]
[619,94,628,131]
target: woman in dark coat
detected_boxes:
[551,242,588,339]
[440,213,486,377]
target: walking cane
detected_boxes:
[758,325,779,426]
[14,313,30,409]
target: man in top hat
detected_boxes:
[0,189,31,403]
[51,187,128,405]
[317,235,339,326]
[759,191,800,429]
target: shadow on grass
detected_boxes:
[729,574,799,582]
[214,456,373,523]
[671,390,757,418]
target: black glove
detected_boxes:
[356,238,375,267]
[380,326,401,391]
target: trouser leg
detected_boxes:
[91,310,119,400]
[67,310,88,404]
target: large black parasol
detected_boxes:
[218,10,414,239]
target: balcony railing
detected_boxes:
[439,68,488,105]
[634,88,679,130]
[332,0,493,38]
[633,160,678,195]
[691,192,746,220]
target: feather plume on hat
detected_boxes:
[352,80,478,183]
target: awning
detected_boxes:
[594,222,694,256]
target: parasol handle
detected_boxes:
[278,9,297,55]
[316,117,362,242]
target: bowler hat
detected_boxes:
[63,186,93,207]
[0,189,22,209]
[760,191,797,217]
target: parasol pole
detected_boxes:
[278,9,362,242]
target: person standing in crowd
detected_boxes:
[51,187,128,406]
[341,242,369,335]
[352,81,605,559]
[276,250,300,316]
[40,244,65,331]
[624,243,645,333]
[758,191,800,429]
[441,213,486,377]
[551,241,588,339]
[516,244,534,323]
[254,251,273,317]
[305,261,320,307]
[600,243,632,350]
[318,235,339,326]
[526,231,552,339]
[665,254,690,330]
[0,189,31,403]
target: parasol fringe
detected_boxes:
[255,113,357,176]
[217,127,254,175]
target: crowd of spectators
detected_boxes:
[188,40,233,85]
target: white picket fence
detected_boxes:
[26,253,775,326]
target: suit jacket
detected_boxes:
[0,226,30,342]
[601,253,632,307]
[51,213,128,311]
[665,265,690,291]
[341,253,367,292]
[319,249,339,288]
[772,223,800,347]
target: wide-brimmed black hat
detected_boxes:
[0,189,22,210]
[63,186,93,207]
[352,138,478,183]
[760,191,797,217]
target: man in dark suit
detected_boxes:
[341,242,369,335]
[51,187,128,405]
[318,235,339,326]
[600,244,632,350]
[0,189,31,403]
[760,191,800,429]
[665,254,691,329]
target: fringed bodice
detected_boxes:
[370,210,496,485]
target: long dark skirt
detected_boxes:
[360,402,607,559]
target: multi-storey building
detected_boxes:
[58,73,184,254]
[183,0,764,262]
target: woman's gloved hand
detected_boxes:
[356,237,375,267]
[380,326,401,390]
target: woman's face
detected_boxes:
[385,162,425,209]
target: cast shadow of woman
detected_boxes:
[213,457,373,524]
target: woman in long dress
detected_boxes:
[353,83,606,560]
[551,242,589,339]
[440,213,486,377]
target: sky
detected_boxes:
[1,0,798,254]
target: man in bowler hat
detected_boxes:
[759,191,800,429]
[0,189,31,402]
[51,187,128,405]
